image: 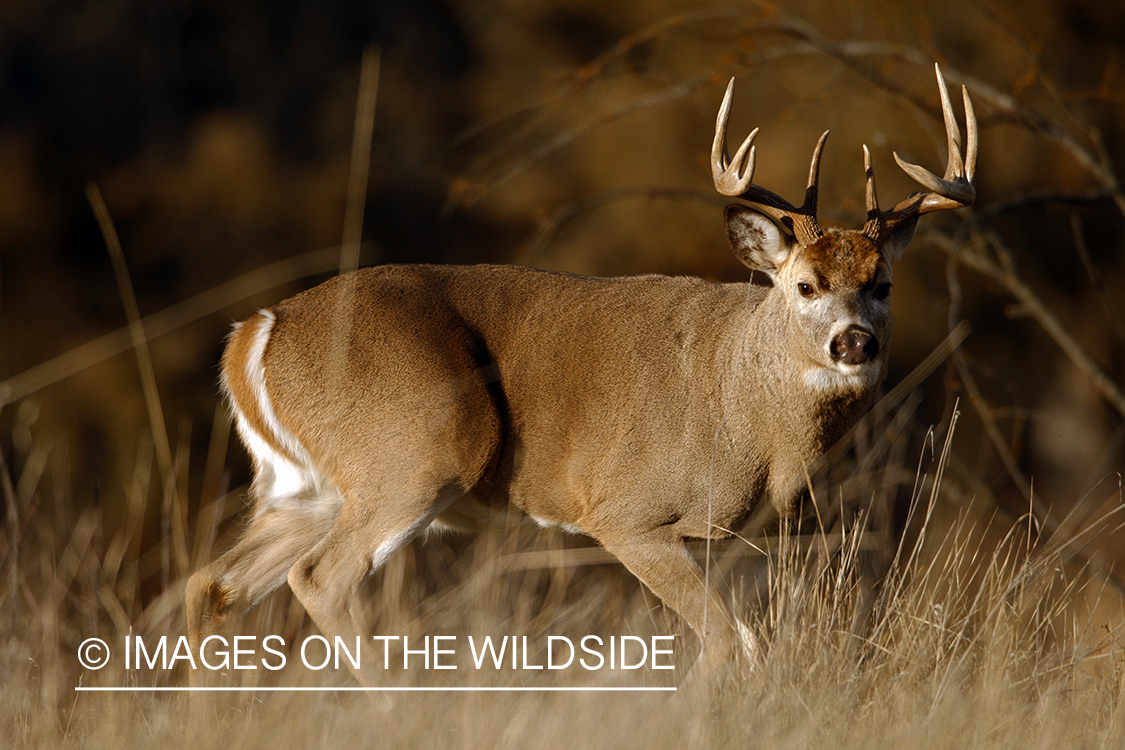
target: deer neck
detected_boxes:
[717,285,879,512]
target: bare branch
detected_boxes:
[0,246,369,407]
[933,230,1125,418]
[522,186,726,261]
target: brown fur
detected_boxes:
[219,312,300,467]
[186,240,898,686]
[800,232,884,292]
[187,68,975,684]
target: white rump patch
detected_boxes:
[229,310,339,515]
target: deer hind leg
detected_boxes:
[286,478,466,687]
[186,504,336,658]
[597,528,738,684]
[186,353,344,688]
[185,448,341,684]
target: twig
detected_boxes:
[0,245,369,407]
[0,422,19,620]
[454,8,754,178]
[1070,212,1125,347]
[972,188,1118,224]
[330,46,381,398]
[452,74,716,209]
[340,47,380,279]
[945,248,1033,503]
[86,184,175,495]
[937,230,1125,418]
[522,186,725,261]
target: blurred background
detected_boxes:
[1,0,1123,633]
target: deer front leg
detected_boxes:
[597,529,739,684]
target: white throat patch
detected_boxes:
[803,362,882,393]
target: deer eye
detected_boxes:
[873,282,892,300]
[797,282,816,298]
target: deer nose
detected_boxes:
[830,327,879,365]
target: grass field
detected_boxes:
[3,3,1124,747]
[3,409,1124,749]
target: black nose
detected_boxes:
[830,328,879,365]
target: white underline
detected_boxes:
[76,686,676,692]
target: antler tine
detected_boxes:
[864,63,978,243]
[936,64,964,181]
[804,130,829,216]
[888,64,976,207]
[863,145,878,217]
[962,84,978,183]
[712,77,825,244]
[712,78,758,196]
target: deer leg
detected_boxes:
[186,504,336,685]
[597,529,738,683]
[286,485,460,687]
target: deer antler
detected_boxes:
[862,63,977,244]
[712,78,829,246]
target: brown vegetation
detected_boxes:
[2,0,1124,746]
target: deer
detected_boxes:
[186,64,976,685]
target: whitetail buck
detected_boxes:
[187,64,976,683]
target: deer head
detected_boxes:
[712,63,977,391]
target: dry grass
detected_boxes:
[3,409,1124,749]
[3,6,1124,746]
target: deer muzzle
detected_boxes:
[830,327,879,365]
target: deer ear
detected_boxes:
[878,215,920,264]
[725,205,795,281]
